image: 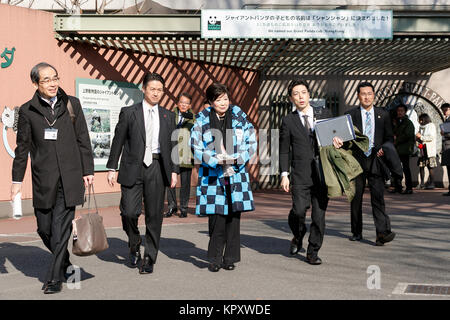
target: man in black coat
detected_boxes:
[164,92,195,218]
[279,79,342,265]
[345,82,396,246]
[11,62,94,294]
[106,72,178,274]
[441,103,450,196]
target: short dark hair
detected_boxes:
[205,83,229,103]
[287,79,310,97]
[30,62,58,84]
[397,104,408,113]
[357,82,375,94]
[178,92,192,102]
[142,72,165,88]
[419,113,432,125]
[441,103,450,113]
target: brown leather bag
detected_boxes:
[72,185,109,256]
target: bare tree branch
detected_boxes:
[134,0,145,14]
[53,0,70,12]
[97,0,113,14]
[8,0,25,5]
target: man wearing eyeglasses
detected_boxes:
[107,72,179,274]
[164,92,195,218]
[11,62,94,294]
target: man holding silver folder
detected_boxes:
[279,79,343,265]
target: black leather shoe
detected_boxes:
[376,231,396,246]
[222,263,235,271]
[164,208,177,218]
[306,255,322,265]
[349,234,362,241]
[208,263,220,272]
[289,237,300,255]
[402,189,413,194]
[129,251,142,268]
[44,281,62,294]
[139,256,154,274]
[179,210,187,218]
[41,281,50,290]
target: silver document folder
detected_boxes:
[315,114,356,147]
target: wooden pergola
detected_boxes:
[54,13,450,75]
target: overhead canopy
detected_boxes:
[54,13,450,75]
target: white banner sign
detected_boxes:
[201,9,393,39]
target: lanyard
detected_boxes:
[44,115,57,127]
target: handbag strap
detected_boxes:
[87,183,99,214]
[67,99,76,124]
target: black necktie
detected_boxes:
[303,114,316,153]
[303,115,311,133]
[177,113,183,128]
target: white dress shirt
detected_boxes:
[142,99,160,154]
[39,95,58,109]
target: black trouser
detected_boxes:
[447,166,450,191]
[394,155,413,190]
[166,167,192,212]
[207,181,241,265]
[289,183,328,257]
[120,159,165,263]
[351,156,392,236]
[208,212,241,265]
[34,180,74,283]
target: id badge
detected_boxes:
[44,128,58,140]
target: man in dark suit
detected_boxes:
[11,62,94,294]
[345,82,396,246]
[279,79,342,265]
[106,72,178,274]
[441,103,450,196]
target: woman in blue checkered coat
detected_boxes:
[190,83,257,272]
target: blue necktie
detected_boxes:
[364,111,373,157]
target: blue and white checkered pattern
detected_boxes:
[190,105,257,215]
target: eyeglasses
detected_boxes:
[39,76,60,85]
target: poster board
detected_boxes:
[76,78,142,171]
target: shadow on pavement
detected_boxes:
[0,242,94,286]
[95,237,129,266]
[159,237,209,269]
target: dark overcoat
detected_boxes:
[12,89,94,209]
